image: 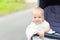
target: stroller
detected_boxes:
[31,0,60,40]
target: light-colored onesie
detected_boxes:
[26,20,55,40]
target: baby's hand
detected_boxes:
[37,30,44,38]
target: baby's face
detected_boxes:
[32,9,44,25]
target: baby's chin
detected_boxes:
[35,22,42,25]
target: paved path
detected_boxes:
[0,8,35,40]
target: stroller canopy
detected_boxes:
[39,0,60,9]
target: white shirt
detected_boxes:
[26,20,50,40]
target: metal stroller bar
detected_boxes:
[45,33,60,39]
[31,33,60,40]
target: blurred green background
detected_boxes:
[0,0,26,16]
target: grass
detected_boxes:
[0,0,27,16]
[0,2,26,16]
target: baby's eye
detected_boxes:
[34,17,37,18]
[38,17,41,18]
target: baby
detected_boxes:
[26,7,51,40]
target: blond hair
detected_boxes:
[32,7,44,16]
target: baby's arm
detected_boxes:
[44,26,50,33]
[44,21,50,33]
[26,25,38,40]
[36,26,50,38]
